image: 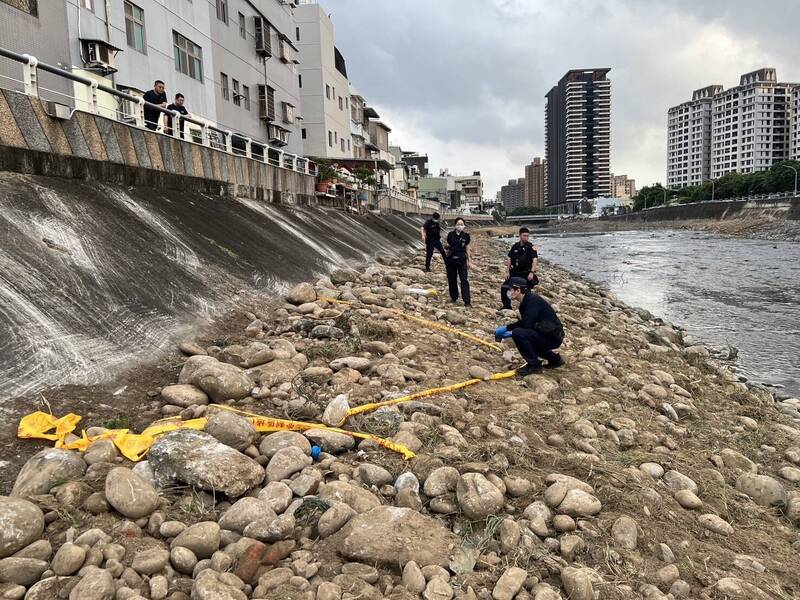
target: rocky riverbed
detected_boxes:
[2,232,800,600]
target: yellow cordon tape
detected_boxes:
[18,404,416,462]
[18,295,521,463]
[342,369,519,425]
[318,296,504,352]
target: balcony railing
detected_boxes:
[0,46,316,177]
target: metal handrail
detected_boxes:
[0,46,316,177]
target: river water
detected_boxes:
[528,230,800,396]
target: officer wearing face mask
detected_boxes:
[445,217,471,306]
[495,277,564,376]
[420,212,447,272]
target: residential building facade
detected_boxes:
[666,85,720,188]
[524,157,545,208]
[501,178,526,212]
[0,0,72,103]
[790,85,800,160]
[210,0,303,154]
[545,68,611,212]
[295,1,352,159]
[450,173,483,211]
[610,173,636,199]
[711,68,795,179]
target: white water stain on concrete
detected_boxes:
[102,185,201,270]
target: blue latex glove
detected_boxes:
[494,325,509,341]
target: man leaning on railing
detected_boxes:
[142,80,167,131]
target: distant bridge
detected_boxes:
[504,214,561,223]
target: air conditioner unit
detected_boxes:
[254,17,271,56]
[82,40,117,73]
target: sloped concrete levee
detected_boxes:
[0,171,422,398]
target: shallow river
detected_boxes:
[528,230,800,396]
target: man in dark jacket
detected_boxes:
[419,212,446,272]
[495,277,565,376]
[143,80,167,131]
[500,227,538,309]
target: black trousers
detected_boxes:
[425,238,446,271]
[446,258,471,305]
[500,273,538,309]
[511,328,561,366]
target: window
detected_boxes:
[124,2,146,53]
[334,131,337,143]
[232,79,240,106]
[328,131,332,147]
[332,86,335,98]
[295,27,300,41]
[282,102,294,124]
[216,0,228,24]
[302,128,306,139]
[258,85,275,120]
[340,139,345,151]
[221,73,229,100]
[238,12,246,38]
[298,74,302,89]
[242,85,250,110]
[173,32,203,81]
[326,84,330,99]
[339,97,343,110]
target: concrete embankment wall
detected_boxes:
[0,171,422,399]
[606,197,800,223]
[0,89,314,202]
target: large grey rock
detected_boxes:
[305,429,355,453]
[560,567,596,600]
[424,467,460,497]
[259,431,311,458]
[735,474,786,507]
[105,467,160,519]
[317,503,357,538]
[287,283,317,305]
[329,357,373,372]
[456,473,504,520]
[160,384,209,407]
[218,342,275,368]
[319,481,380,514]
[0,557,48,586]
[10,449,86,498]
[51,543,86,575]
[218,498,277,534]
[205,411,258,451]
[662,470,698,494]
[0,497,44,559]
[185,359,253,402]
[266,447,312,482]
[556,489,602,517]
[248,359,301,387]
[149,430,264,497]
[339,506,458,567]
[68,567,114,600]
[131,547,170,575]
[170,522,220,559]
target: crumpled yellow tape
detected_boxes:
[318,296,503,352]
[17,404,416,462]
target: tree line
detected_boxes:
[633,160,800,211]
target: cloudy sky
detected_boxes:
[323,0,800,197]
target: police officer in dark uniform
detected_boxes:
[495,277,564,376]
[500,227,538,309]
[445,217,471,306]
[420,212,446,272]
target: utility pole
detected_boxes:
[711,179,715,202]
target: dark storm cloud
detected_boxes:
[322,0,800,195]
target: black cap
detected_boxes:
[509,277,528,289]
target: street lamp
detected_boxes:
[711,179,715,202]
[780,164,798,197]
[662,188,668,206]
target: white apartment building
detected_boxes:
[711,68,795,179]
[666,85,720,188]
[294,2,352,159]
[447,173,483,211]
[33,0,304,152]
[792,86,800,161]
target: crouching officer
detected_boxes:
[500,227,538,310]
[495,277,564,376]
